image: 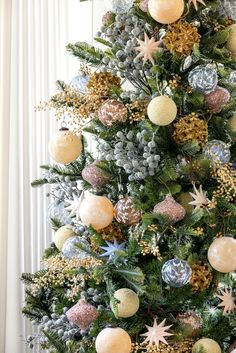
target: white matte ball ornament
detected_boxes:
[54,225,76,251]
[147,96,177,126]
[95,327,132,353]
[80,195,114,230]
[207,236,236,273]
[192,338,221,353]
[112,288,140,318]
[148,0,184,24]
[226,24,236,56]
[48,129,82,165]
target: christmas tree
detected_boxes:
[22,1,236,352]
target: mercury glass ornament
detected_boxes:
[104,0,134,14]
[203,140,231,165]
[161,259,192,287]
[98,99,128,126]
[69,73,89,94]
[61,236,90,259]
[188,65,218,94]
[204,87,230,113]
[229,71,236,84]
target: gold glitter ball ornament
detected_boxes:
[48,129,82,165]
[153,195,186,224]
[192,338,221,353]
[173,114,208,148]
[177,311,201,338]
[228,114,236,135]
[164,21,201,56]
[190,261,213,292]
[207,236,236,273]
[147,96,177,126]
[66,299,98,330]
[114,197,142,226]
[226,24,236,56]
[204,87,230,113]
[54,225,77,251]
[148,0,184,24]
[95,327,132,353]
[111,288,140,318]
[98,99,128,126]
[82,161,111,190]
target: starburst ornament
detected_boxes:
[65,193,83,219]
[188,0,206,10]
[189,184,209,209]
[216,289,236,315]
[141,318,173,347]
[100,239,126,260]
[135,32,163,65]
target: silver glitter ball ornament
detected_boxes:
[69,74,89,94]
[229,71,236,85]
[62,236,90,259]
[161,259,192,288]
[203,140,231,165]
[104,0,134,14]
[188,65,218,94]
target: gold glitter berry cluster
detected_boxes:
[212,163,236,202]
[87,72,120,97]
[164,20,201,56]
[190,261,213,292]
[173,113,208,148]
[138,240,162,259]
[131,339,194,353]
[125,99,148,122]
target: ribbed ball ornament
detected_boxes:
[188,65,218,94]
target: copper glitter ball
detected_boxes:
[114,197,142,226]
[153,196,186,224]
[98,99,128,126]
[82,161,111,189]
[177,311,201,338]
[66,299,98,330]
[204,86,230,113]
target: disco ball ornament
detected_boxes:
[69,73,89,94]
[229,71,236,84]
[203,140,231,165]
[61,236,90,259]
[104,0,134,14]
[161,259,192,287]
[188,65,218,94]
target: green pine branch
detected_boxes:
[66,42,104,65]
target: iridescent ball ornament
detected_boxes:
[153,196,186,224]
[111,288,140,318]
[82,161,111,190]
[104,0,134,14]
[204,87,230,113]
[114,197,142,226]
[66,299,98,330]
[207,236,236,273]
[98,99,128,126]
[192,338,221,353]
[61,236,90,259]
[69,73,89,94]
[95,327,132,353]
[161,259,192,287]
[188,65,218,94]
[203,140,231,165]
[147,96,177,126]
[148,0,185,24]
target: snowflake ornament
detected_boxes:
[189,184,210,209]
[65,193,83,220]
[100,239,126,260]
[141,318,173,347]
[135,32,163,65]
[188,0,206,10]
[216,289,236,315]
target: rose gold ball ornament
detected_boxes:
[82,161,111,190]
[80,194,114,230]
[153,196,186,224]
[204,87,230,113]
[226,24,236,56]
[177,311,201,338]
[192,338,221,353]
[114,197,142,226]
[98,99,128,127]
[147,96,177,126]
[148,0,184,24]
[139,0,149,12]
[66,299,98,330]
[208,236,236,273]
[48,128,82,165]
[95,327,132,353]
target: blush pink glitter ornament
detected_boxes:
[153,196,186,224]
[98,99,128,126]
[82,161,111,190]
[114,197,142,226]
[204,87,230,113]
[66,299,98,330]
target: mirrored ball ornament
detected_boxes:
[61,236,90,259]
[161,259,192,288]
[188,65,218,94]
[203,140,231,165]
[69,74,89,94]
[104,0,134,14]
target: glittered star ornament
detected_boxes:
[141,318,173,347]
[189,184,209,209]
[188,0,206,10]
[135,32,163,65]
[65,193,83,220]
[100,239,126,260]
[216,289,236,315]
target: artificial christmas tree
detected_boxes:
[22,0,236,352]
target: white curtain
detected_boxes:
[0,1,105,352]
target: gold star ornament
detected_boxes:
[135,32,163,65]
[188,0,206,10]
[216,289,236,315]
[141,318,173,347]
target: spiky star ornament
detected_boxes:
[65,193,83,219]
[216,289,236,315]
[189,184,209,209]
[188,0,206,10]
[141,318,173,347]
[100,239,126,260]
[135,32,163,65]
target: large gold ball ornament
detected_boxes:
[147,96,177,126]
[80,195,114,230]
[192,338,221,353]
[148,0,184,24]
[228,114,236,137]
[111,288,140,318]
[48,129,82,164]
[95,327,132,353]
[54,225,76,251]
[207,236,236,273]
[226,24,236,56]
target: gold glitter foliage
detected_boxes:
[126,99,148,122]
[164,21,201,56]
[190,262,213,292]
[98,223,126,242]
[212,163,236,202]
[87,72,121,97]
[173,114,208,148]
[131,339,194,353]
[138,240,162,259]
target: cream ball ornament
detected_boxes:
[226,24,236,56]
[80,194,114,230]
[48,128,82,164]
[54,225,76,251]
[95,327,132,353]
[147,96,177,126]
[148,0,184,24]
[192,338,221,353]
[228,114,236,138]
[208,236,236,273]
[111,288,140,318]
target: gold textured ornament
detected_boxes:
[98,224,125,242]
[148,0,184,24]
[190,261,213,292]
[111,288,140,318]
[147,96,177,126]
[48,129,82,164]
[226,24,236,56]
[192,338,221,353]
[95,327,132,353]
[208,236,236,273]
[54,225,77,251]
